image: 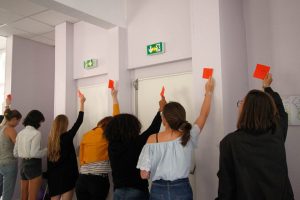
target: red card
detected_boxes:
[108,79,114,89]
[78,90,83,97]
[253,64,270,80]
[160,86,165,97]
[7,94,12,100]
[202,68,213,79]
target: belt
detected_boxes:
[82,173,109,178]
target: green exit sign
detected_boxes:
[147,42,165,55]
[84,59,97,69]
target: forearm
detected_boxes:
[32,148,47,158]
[79,103,84,112]
[113,103,120,116]
[195,94,212,130]
[264,87,286,116]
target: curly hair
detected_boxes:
[104,114,141,142]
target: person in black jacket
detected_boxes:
[216,74,294,200]
[47,94,85,200]
[104,96,166,200]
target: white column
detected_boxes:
[107,27,132,114]
[54,22,77,123]
[190,0,249,199]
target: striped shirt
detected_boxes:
[80,160,111,175]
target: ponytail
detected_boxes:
[179,121,192,146]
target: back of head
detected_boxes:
[97,116,113,130]
[23,110,45,129]
[48,115,69,162]
[237,89,279,132]
[162,102,192,146]
[104,114,141,142]
[4,109,22,121]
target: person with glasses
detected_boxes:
[216,74,294,200]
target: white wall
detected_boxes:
[54,22,77,127]
[73,22,109,79]
[127,0,191,69]
[219,0,249,135]
[8,35,55,143]
[5,35,55,199]
[190,0,224,199]
[243,0,300,198]
[0,49,6,113]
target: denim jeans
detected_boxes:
[0,161,18,200]
[150,178,193,200]
[114,187,149,200]
[0,173,3,197]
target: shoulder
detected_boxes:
[220,130,241,146]
[4,126,16,134]
[147,134,158,144]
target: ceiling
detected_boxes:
[0,0,80,46]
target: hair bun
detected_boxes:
[179,121,192,132]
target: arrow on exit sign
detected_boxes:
[84,59,97,69]
[147,42,165,55]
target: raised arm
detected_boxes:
[1,95,11,126]
[263,74,288,140]
[139,96,167,143]
[111,89,120,116]
[195,77,215,130]
[68,94,85,138]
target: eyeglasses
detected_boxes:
[236,100,244,107]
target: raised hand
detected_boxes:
[6,94,12,107]
[263,73,272,88]
[205,77,215,95]
[159,96,167,112]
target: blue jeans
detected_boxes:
[0,173,3,197]
[114,187,149,200]
[0,161,18,200]
[150,178,193,200]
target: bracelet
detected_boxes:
[205,92,212,96]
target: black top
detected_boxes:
[216,87,294,200]
[47,111,84,196]
[108,112,161,192]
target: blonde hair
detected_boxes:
[48,115,68,162]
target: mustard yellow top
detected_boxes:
[79,104,120,165]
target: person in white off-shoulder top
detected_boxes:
[137,77,215,200]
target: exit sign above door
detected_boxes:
[147,42,165,55]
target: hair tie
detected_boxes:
[178,121,188,131]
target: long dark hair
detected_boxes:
[237,90,279,132]
[104,114,141,142]
[162,102,192,146]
